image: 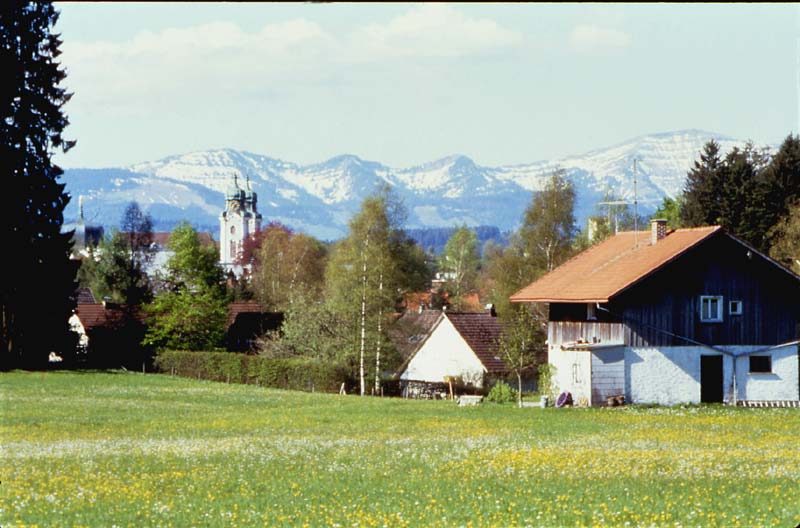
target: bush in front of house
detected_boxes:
[485,380,518,404]
[155,350,350,392]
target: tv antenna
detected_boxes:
[633,158,639,246]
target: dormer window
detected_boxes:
[700,295,723,322]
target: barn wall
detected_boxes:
[612,234,800,347]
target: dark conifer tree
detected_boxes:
[1,2,77,369]
[681,140,723,227]
[761,134,800,248]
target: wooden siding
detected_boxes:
[551,233,800,347]
[547,321,624,346]
[591,349,625,404]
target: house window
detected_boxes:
[729,300,742,315]
[699,296,723,322]
[749,355,771,373]
[587,303,597,321]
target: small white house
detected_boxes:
[396,310,506,395]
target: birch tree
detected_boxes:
[325,186,424,395]
[250,222,326,311]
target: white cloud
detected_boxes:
[569,24,631,54]
[353,4,523,59]
[58,6,522,120]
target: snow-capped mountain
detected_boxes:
[62,129,750,240]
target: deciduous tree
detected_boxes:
[439,226,480,310]
[496,305,546,408]
[143,222,227,351]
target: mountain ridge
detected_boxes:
[62,130,754,241]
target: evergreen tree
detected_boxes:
[717,144,771,251]
[762,134,800,248]
[1,2,78,369]
[681,140,723,227]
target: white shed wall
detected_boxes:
[400,317,486,387]
[549,348,592,403]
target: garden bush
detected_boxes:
[485,380,517,403]
[155,350,349,392]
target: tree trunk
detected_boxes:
[517,371,523,408]
[374,269,383,395]
[359,233,370,396]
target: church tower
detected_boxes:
[219,173,262,274]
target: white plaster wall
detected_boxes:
[626,347,704,405]
[627,345,800,405]
[68,314,88,347]
[549,347,592,403]
[732,345,799,401]
[400,317,486,387]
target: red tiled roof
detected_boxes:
[227,301,264,328]
[73,303,134,329]
[445,312,506,372]
[510,226,721,303]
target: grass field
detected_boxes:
[2,371,799,527]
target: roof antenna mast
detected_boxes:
[633,158,639,247]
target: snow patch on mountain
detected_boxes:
[63,130,754,240]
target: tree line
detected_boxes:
[653,136,800,273]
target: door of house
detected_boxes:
[700,355,723,403]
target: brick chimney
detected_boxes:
[650,219,667,245]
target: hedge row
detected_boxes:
[154,350,350,393]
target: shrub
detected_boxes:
[537,363,557,401]
[485,381,517,404]
[155,350,350,392]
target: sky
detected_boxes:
[52,3,799,169]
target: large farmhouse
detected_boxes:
[511,220,800,406]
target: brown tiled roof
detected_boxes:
[511,226,721,303]
[227,301,265,328]
[73,303,134,329]
[388,309,443,361]
[445,312,506,372]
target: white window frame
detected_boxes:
[729,300,742,315]
[699,295,724,323]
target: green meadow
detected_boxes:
[2,371,799,527]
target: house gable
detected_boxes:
[400,315,488,386]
